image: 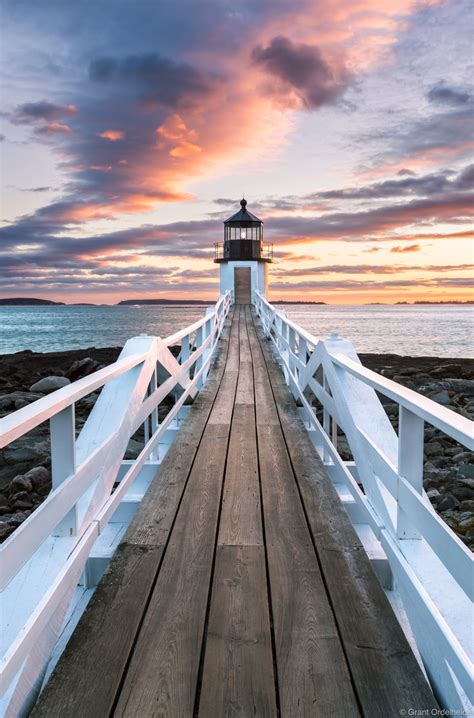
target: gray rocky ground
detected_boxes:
[0,348,473,550]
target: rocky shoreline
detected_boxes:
[0,347,473,549]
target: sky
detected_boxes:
[0,0,473,304]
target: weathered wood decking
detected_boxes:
[31,307,438,717]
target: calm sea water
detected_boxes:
[0,304,472,357]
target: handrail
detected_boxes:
[0,291,232,714]
[0,353,149,448]
[331,353,473,448]
[254,290,473,712]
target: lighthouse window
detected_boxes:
[241,228,247,239]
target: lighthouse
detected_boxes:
[214,199,273,304]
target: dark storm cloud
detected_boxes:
[89,53,220,107]
[252,36,351,109]
[427,82,471,106]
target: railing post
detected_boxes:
[149,367,159,461]
[195,325,204,389]
[323,374,331,464]
[397,406,424,539]
[50,404,77,536]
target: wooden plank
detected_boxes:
[235,362,253,405]
[247,313,279,426]
[239,307,252,363]
[224,314,240,373]
[256,424,359,717]
[218,405,262,547]
[198,546,277,717]
[31,314,234,718]
[207,369,238,425]
[114,423,231,717]
[252,310,439,715]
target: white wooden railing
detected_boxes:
[0,291,232,717]
[254,291,473,713]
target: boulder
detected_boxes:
[428,389,450,405]
[24,466,51,493]
[3,444,44,464]
[424,441,443,457]
[8,475,33,494]
[458,465,474,480]
[438,493,460,512]
[29,376,71,394]
[429,364,462,379]
[426,488,441,502]
[67,357,100,381]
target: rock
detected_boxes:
[453,451,474,463]
[10,490,29,502]
[429,364,462,379]
[445,379,474,397]
[24,466,51,494]
[427,488,441,502]
[424,442,443,457]
[458,516,474,532]
[2,445,44,464]
[458,465,474,480]
[0,391,43,411]
[0,523,13,541]
[8,475,33,494]
[4,512,27,526]
[29,376,71,394]
[460,500,474,512]
[450,485,474,501]
[438,494,461,512]
[66,357,100,381]
[428,389,451,405]
[13,498,33,509]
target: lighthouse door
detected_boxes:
[234,267,251,304]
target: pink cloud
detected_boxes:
[97,129,125,141]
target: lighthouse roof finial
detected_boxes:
[240,197,247,210]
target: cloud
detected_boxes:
[34,122,72,135]
[13,101,77,123]
[252,36,351,109]
[390,244,421,253]
[427,81,471,106]
[272,263,473,276]
[89,53,220,108]
[97,130,125,141]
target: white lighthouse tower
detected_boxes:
[214,199,273,304]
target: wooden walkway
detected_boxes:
[32,307,438,717]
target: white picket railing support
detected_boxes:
[0,291,232,717]
[254,290,473,713]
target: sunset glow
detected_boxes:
[1,0,472,304]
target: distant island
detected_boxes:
[0,298,65,306]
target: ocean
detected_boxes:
[0,303,472,357]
